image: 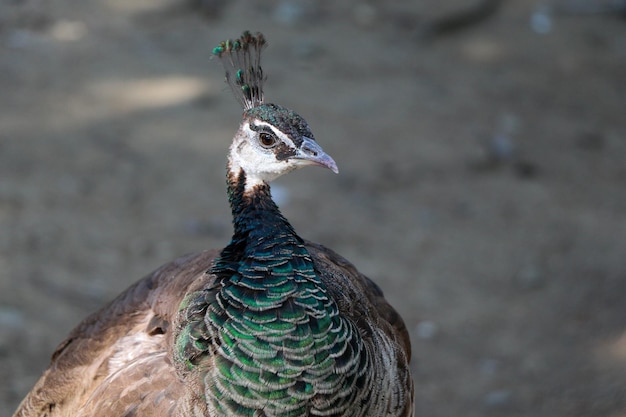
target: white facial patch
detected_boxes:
[228,119,300,191]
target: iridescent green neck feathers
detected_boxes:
[176,173,363,416]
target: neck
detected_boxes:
[220,168,299,263]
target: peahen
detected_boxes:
[14,31,414,417]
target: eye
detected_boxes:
[259,132,277,148]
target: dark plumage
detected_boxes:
[14,31,414,417]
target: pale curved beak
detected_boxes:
[295,137,339,174]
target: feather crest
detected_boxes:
[213,31,267,110]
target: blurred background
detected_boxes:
[1,0,625,415]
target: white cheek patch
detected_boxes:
[228,121,299,192]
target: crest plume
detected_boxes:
[213,31,267,110]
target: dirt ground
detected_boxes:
[1,0,625,416]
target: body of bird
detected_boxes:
[14,31,414,417]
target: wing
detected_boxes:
[13,250,220,417]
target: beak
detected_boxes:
[295,137,339,174]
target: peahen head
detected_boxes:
[214,31,337,192]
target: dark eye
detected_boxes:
[259,132,277,148]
